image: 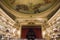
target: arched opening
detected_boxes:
[21,25,42,39]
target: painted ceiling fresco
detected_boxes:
[4,0,57,14]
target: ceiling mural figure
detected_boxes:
[8,0,15,4]
[4,0,57,14]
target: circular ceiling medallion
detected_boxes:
[3,0,58,14]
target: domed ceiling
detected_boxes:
[1,0,59,14]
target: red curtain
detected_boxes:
[21,28,29,39]
[21,27,42,39]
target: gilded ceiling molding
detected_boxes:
[0,0,60,18]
